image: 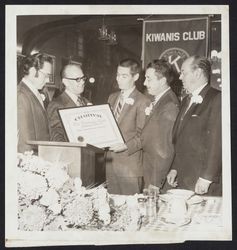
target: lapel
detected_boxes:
[144,89,172,126]
[21,82,47,115]
[173,84,211,141]
[118,88,138,124]
[110,92,120,111]
[62,92,77,107]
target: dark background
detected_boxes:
[16,14,221,104]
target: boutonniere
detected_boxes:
[40,93,46,102]
[191,94,203,104]
[125,97,134,105]
[145,103,153,116]
[87,102,93,106]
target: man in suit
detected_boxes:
[17,53,53,153]
[47,64,91,141]
[106,58,150,195]
[128,59,180,193]
[167,55,222,196]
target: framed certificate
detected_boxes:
[58,104,125,148]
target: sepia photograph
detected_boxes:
[5,4,231,247]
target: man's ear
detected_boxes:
[133,73,139,82]
[160,76,167,86]
[62,78,68,87]
[29,67,37,77]
[194,68,202,79]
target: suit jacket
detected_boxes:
[171,85,222,195]
[17,81,50,153]
[128,89,179,188]
[106,88,151,177]
[47,91,89,141]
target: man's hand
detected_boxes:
[195,178,211,195]
[167,169,178,187]
[109,143,128,153]
[148,184,160,194]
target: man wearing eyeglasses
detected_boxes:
[17,53,53,153]
[47,63,91,141]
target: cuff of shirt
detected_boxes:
[199,177,212,184]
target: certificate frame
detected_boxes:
[58,104,125,148]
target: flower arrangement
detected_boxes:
[17,152,143,231]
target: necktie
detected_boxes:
[77,96,85,106]
[180,94,191,121]
[114,92,124,120]
[36,91,45,109]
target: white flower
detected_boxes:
[18,205,47,231]
[18,170,48,200]
[74,177,82,192]
[45,164,69,190]
[49,203,62,215]
[63,196,94,226]
[145,103,153,116]
[40,93,46,101]
[44,215,67,231]
[125,98,134,105]
[191,94,203,104]
[40,188,60,208]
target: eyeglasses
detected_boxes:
[38,70,52,78]
[64,76,87,83]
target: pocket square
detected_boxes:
[191,114,198,117]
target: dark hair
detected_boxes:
[189,55,211,82]
[119,58,140,75]
[146,58,174,85]
[23,53,53,76]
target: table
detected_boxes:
[140,196,222,232]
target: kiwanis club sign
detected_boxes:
[142,17,209,72]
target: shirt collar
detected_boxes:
[121,86,135,99]
[154,87,170,104]
[22,77,40,97]
[191,82,208,97]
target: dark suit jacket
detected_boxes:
[106,88,151,178]
[17,81,50,153]
[47,91,89,141]
[128,89,179,188]
[171,85,222,195]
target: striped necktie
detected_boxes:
[114,92,124,120]
[77,96,85,106]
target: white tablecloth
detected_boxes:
[140,196,222,231]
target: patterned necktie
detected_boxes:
[114,92,124,120]
[77,96,85,106]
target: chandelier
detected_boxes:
[98,16,117,45]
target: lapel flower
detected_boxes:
[191,94,203,104]
[125,97,134,105]
[145,103,153,116]
[40,93,46,102]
